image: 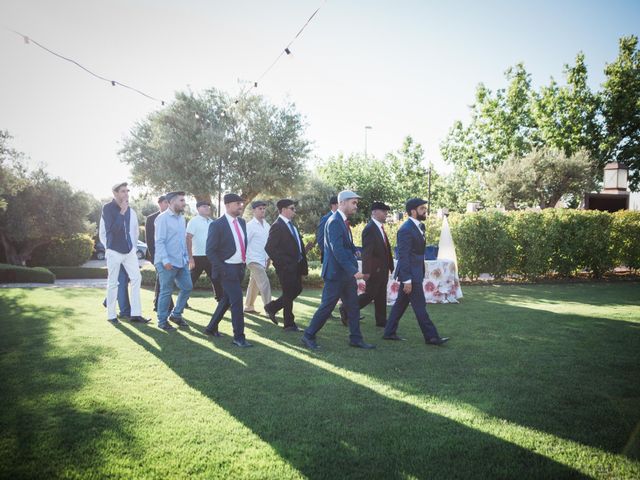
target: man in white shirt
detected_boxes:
[187,200,223,302]
[244,200,272,314]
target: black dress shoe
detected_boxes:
[383,334,406,341]
[130,316,151,323]
[264,304,279,325]
[169,315,189,327]
[232,339,253,348]
[283,325,302,332]
[426,337,450,346]
[301,336,320,350]
[158,323,175,331]
[339,306,348,326]
[107,317,119,325]
[204,329,223,337]
[349,340,376,349]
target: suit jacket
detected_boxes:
[394,219,426,283]
[321,212,358,281]
[361,220,394,280]
[206,215,248,280]
[316,210,333,251]
[265,217,308,276]
[145,210,161,261]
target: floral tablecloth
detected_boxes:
[357,259,463,304]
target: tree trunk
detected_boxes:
[0,230,47,266]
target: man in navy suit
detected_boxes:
[204,193,252,347]
[316,195,338,263]
[383,198,449,345]
[346,201,394,327]
[264,199,308,331]
[302,190,375,350]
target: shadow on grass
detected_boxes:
[0,292,140,478]
[117,318,584,479]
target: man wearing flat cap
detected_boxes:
[264,199,308,331]
[347,201,394,328]
[302,190,375,350]
[205,193,252,347]
[146,195,174,312]
[154,191,193,331]
[316,195,338,263]
[100,182,148,325]
[187,200,223,303]
[383,198,449,345]
[244,200,272,315]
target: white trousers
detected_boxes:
[244,262,272,310]
[105,248,142,319]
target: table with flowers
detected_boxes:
[357,259,463,304]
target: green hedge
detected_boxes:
[29,234,94,267]
[448,209,640,280]
[0,263,55,284]
[48,267,107,279]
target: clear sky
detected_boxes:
[1,0,639,198]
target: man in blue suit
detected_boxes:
[383,198,449,345]
[204,193,252,347]
[302,190,375,350]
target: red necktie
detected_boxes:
[232,218,246,262]
[381,225,389,246]
[345,219,352,240]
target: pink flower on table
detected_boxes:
[431,267,442,279]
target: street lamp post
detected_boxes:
[364,125,372,160]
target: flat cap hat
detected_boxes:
[371,201,391,211]
[276,198,296,210]
[337,190,361,202]
[405,198,428,212]
[251,200,267,209]
[112,181,128,192]
[223,193,244,204]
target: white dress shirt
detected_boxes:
[246,217,270,266]
[224,213,244,264]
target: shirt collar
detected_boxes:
[409,217,423,231]
[278,214,291,224]
[372,217,383,228]
[336,209,347,222]
[225,213,239,223]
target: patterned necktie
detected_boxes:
[232,218,246,262]
[381,224,389,246]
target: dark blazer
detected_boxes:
[321,212,358,281]
[394,219,426,283]
[145,210,161,261]
[265,217,308,276]
[361,220,394,278]
[316,210,333,251]
[206,215,248,280]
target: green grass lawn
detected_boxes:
[1,282,639,479]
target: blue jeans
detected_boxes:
[102,266,131,317]
[155,264,193,326]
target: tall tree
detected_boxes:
[600,35,640,190]
[0,130,28,211]
[484,147,596,209]
[119,88,310,204]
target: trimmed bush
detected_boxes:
[30,234,94,267]
[611,210,640,271]
[48,267,107,279]
[0,263,55,283]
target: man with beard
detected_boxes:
[154,191,193,331]
[302,190,375,350]
[383,198,449,345]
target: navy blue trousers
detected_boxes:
[384,281,439,340]
[206,264,246,341]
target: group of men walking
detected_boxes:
[101,182,448,350]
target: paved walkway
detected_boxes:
[0,279,108,289]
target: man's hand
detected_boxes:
[403,282,412,294]
[163,263,172,271]
[119,200,128,215]
[354,272,365,280]
[189,258,195,270]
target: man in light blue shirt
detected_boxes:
[154,191,193,331]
